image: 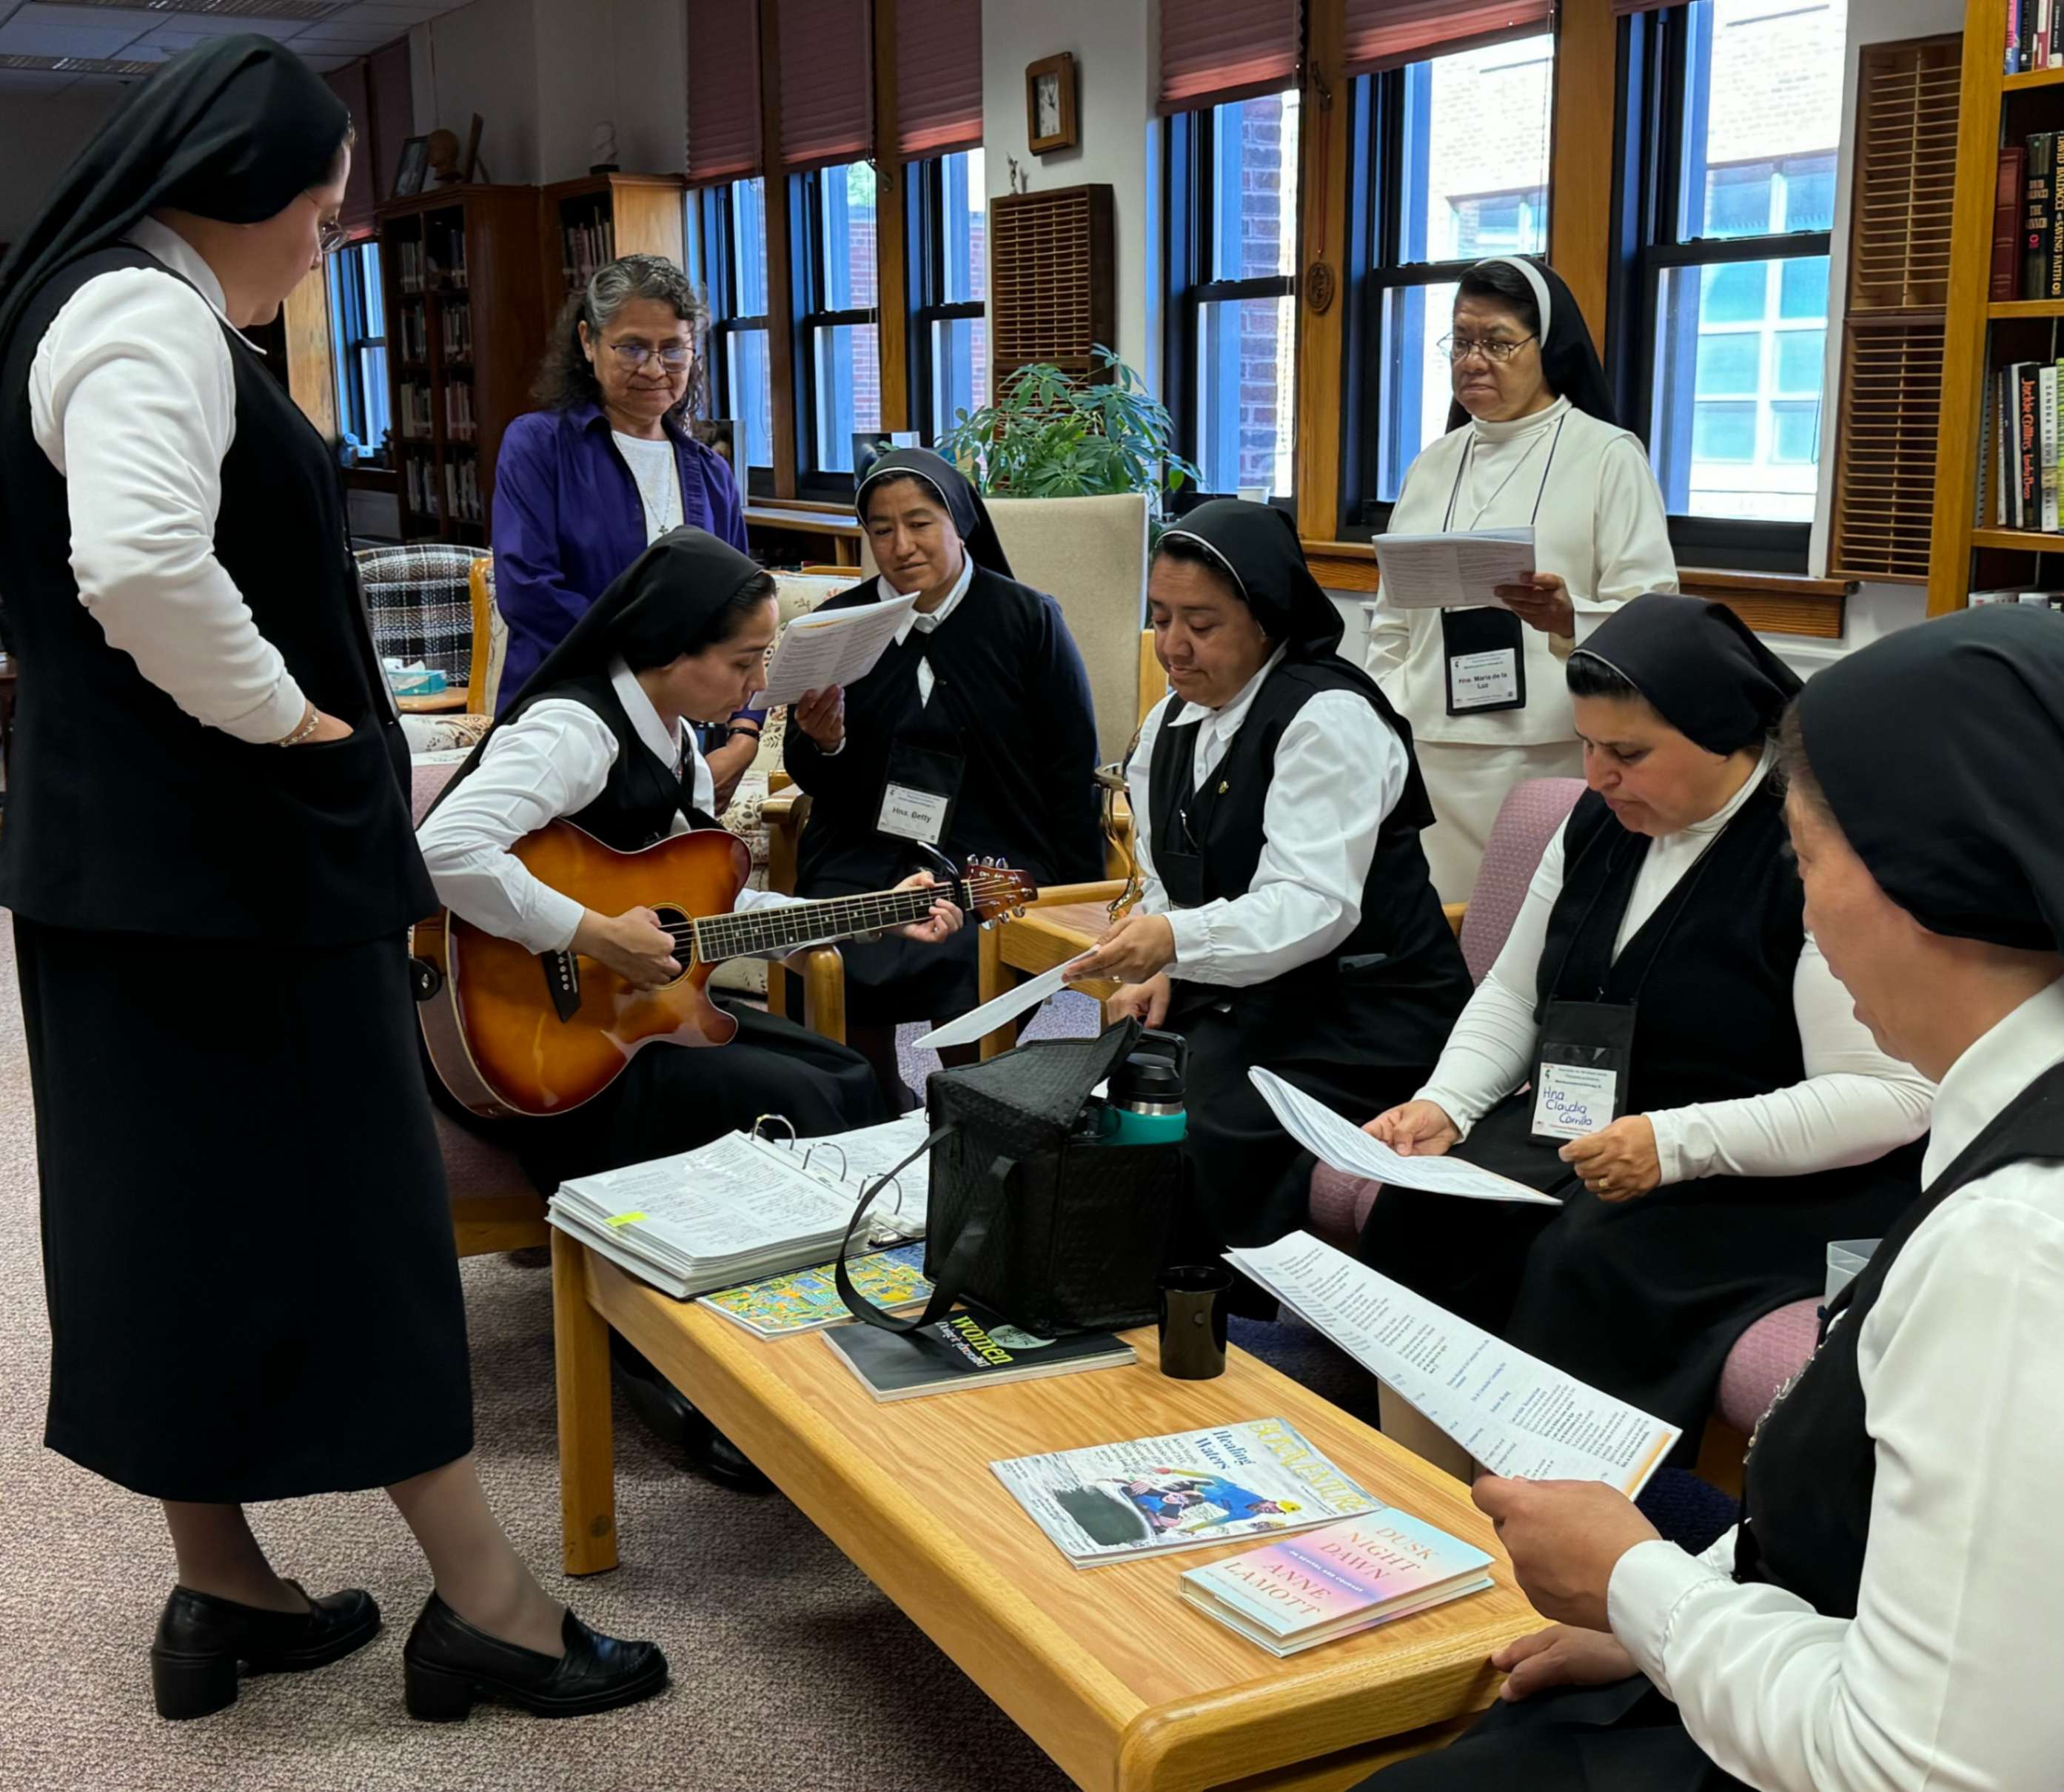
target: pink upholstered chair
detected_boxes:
[409,759,551,1258]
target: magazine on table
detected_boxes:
[992,1418,1379,1569]
[699,1244,934,1338]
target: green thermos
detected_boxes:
[1101,1030,1189,1144]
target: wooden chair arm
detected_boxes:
[1443,901,1467,939]
[763,788,811,897]
[764,942,845,1044]
[1026,879,1128,910]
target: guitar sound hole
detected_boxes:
[652,906,692,979]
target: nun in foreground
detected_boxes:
[0,35,660,1725]
[1065,500,1471,1269]
[1358,596,1931,1457]
[1364,603,2064,1792]
[1368,257,1678,902]
[783,449,1106,1105]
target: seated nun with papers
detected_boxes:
[1356,595,1931,1459]
[1064,500,1470,1278]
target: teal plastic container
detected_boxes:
[1100,1030,1189,1144]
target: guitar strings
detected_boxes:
[655,873,1023,960]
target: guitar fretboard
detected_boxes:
[686,881,964,964]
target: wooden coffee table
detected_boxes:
[554,1235,1536,1792]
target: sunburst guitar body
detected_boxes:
[413,821,1035,1119]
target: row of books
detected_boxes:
[2006,0,2064,71]
[1985,360,2064,531]
[1991,135,2064,301]
[401,452,486,524]
[1971,588,2064,609]
[444,378,477,442]
[397,379,434,440]
[396,301,429,363]
[394,232,470,293]
[561,215,617,290]
[441,299,473,361]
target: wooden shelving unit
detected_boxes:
[537,172,686,318]
[375,184,546,546]
[1928,0,2064,610]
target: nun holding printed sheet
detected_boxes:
[1357,596,1933,1460]
[1369,256,1678,902]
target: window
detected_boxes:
[1341,34,1555,529]
[908,147,988,444]
[792,160,881,484]
[326,241,390,463]
[689,178,776,489]
[1163,90,1301,503]
[1616,0,1846,566]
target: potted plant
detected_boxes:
[937,345,1200,531]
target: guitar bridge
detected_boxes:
[542,950,581,1022]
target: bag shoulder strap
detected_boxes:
[834,1124,1016,1334]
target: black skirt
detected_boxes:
[1358,1094,1923,1461]
[18,917,473,1503]
[472,1001,890,1194]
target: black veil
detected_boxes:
[1443,255,1618,433]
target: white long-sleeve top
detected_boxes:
[1125,648,1409,986]
[27,215,309,745]
[417,660,810,956]
[1417,750,1934,1184]
[875,553,974,707]
[1366,397,1678,748]
[1605,976,2064,1792]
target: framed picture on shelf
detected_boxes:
[393,135,431,198]
[1026,53,1077,156]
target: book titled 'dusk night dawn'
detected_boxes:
[1179,1510,1495,1656]
[823,1304,1136,1402]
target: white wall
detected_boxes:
[0,85,125,246]
[981,0,1158,382]
[1790,0,1963,677]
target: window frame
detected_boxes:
[690,180,777,499]
[1159,97,1300,514]
[1609,4,1835,574]
[789,161,879,497]
[326,238,389,466]
[905,149,987,445]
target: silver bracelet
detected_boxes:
[279,705,323,747]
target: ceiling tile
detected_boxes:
[0,15,153,56]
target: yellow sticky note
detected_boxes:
[606,1211,646,1227]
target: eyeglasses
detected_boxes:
[1438,333,1537,364]
[302,192,348,256]
[606,340,694,371]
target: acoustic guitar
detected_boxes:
[414,820,1036,1119]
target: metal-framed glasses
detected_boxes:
[303,192,349,256]
[606,340,694,371]
[1437,333,1538,364]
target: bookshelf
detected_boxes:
[537,173,687,318]
[375,184,547,546]
[1929,0,2064,611]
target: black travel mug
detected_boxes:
[1157,1266,1232,1380]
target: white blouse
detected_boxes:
[1416,751,1934,1184]
[27,215,307,744]
[874,553,974,707]
[612,431,684,543]
[417,660,810,956]
[1125,648,1410,986]
[1607,976,2064,1792]
[1367,397,1678,748]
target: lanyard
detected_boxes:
[1442,411,1569,534]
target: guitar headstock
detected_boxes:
[959,856,1038,924]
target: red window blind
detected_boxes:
[897,0,983,158]
[688,0,763,186]
[1158,0,1301,117]
[777,0,873,171]
[1343,0,1556,75]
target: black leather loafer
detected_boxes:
[150,1581,381,1720]
[402,1594,667,1722]
[610,1335,773,1495]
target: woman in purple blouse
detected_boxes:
[492,255,763,798]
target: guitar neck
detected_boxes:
[691,879,963,964]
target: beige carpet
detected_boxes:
[0,931,1380,1792]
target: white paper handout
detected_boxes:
[758,591,919,707]
[912,950,1098,1052]
[1249,1067,1558,1206]
[1227,1233,1679,1496]
[1373,528,1535,611]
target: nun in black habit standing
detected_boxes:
[1064,500,1472,1269]
[1358,595,1932,1460]
[0,35,662,1724]
[783,449,1106,1104]
[1360,603,2064,1792]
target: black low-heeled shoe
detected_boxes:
[150,1581,381,1721]
[401,1594,667,1722]
[610,1335,773,1495]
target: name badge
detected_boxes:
[878,781,951,845]
[1530,1062,1620,1140]
[1448,648,1520,711]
